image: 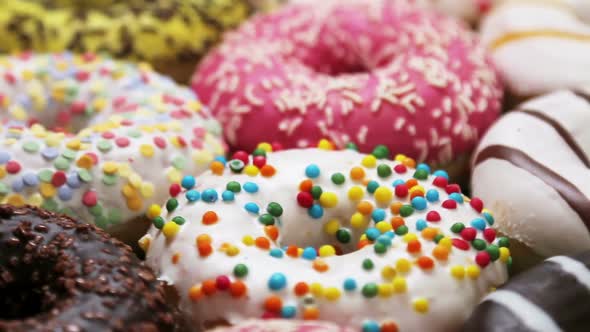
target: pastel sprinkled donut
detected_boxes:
[0,0,278,82]
[480,0,590,99]
[192,0,503,167]
[463,251,590,332]
[208,319,354,332]
[471,89,590,270]
[141,145,511,331]
[0,52,224,243]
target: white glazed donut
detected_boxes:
[480,0,590,97]
[207,319,354,332]
[141,146,510,332]
[471,89,590,267]
[0,52,224,242]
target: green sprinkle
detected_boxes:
[486,245,500,261]
[38,169,53,182]
[413,169,429,180]
[62,149,77,160]
[399,205,414,217]
[78,169,92,182]
[95,216,109,229]
[98,140,112,152]
[450,222,465,233]
[258,213,275,226]
[233,263,249,278]
[22,141,40,153]
[374,242,387,254]
[345,142,358,151]
[377,164,392,178]
[336,228,351,243]
[498,237,510,248]
[172,156,187,170]
[362,259,374,270]
[107,209,122,224]
[372,145,389,159]
[361,283,378,298]
[127,129,142,138]
[471,239,487,251]
[267,202,283,217]
[102,174,118,186]
[0,183,9,195]
[166,198,178,212]
[252,148,266,157]
[53,157,70,170]
[172,216,186,225]
[153,216,165,229]
[311,186,323,200]
[226,181,241,193]
[395,225,409,236]
[433,234,444,243]
[41,198,58,211]
[331,173,345,185]
[89,204,103,217]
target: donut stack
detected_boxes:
[0,0,588,331]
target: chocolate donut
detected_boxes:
[463,251,590,332]
[0,204,174,331]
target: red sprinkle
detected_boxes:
[460,227,477,241]
[452,238,470,250]
[5,161,21,174]
[51,171,67,187]
[101,131,115,139]
[82,191,98,206]
[154,136,166,149]
[297,191,314,208]
[169,183,181,197]
[394,184,408,198]
[470,197,484,212]
[441,199,457,209]
[70,101,86,114]
[215,275,231,291]
[253,156,267,168]
[475,251,491,267]
[393,164,407,174]
[115,137,130,148]
[75,71,90,81]
[4,72,16,84]
[432,176,447,188]
[425,211,441,222]
[445,184,461,194]
[232,151,250,165]
[483,228,496,243]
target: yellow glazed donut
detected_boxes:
[0,0,279,83]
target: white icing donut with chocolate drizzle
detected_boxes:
[471,89,590,264]
[480,0,590,97]
[141,147,510,332]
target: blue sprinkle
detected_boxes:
[471,218,487,231]
[268,273,287,290]
[269,248,284,258]
[449,192,464,203]
[308,204,324,219]
[244,202,260,214]
[281,306,296,318]
[416,219,428,231]
[371,209,386,222]
[41,147,58,160]
[201,189,218,203]
[483,212,494,225]
[366,180,379,194]
[11,178,24,192]
[392,179,405,187]
[181,176,196,189]
[426,189,439,202]
[416,163,431,174]
[305,164,320,178]
[58,186,73,201]
[433,169,449,180]
[377,234,392,245]
[214,156,227,164]
[221,190,235,201]
[411,196,427,210]
[22,173,39,187]
[365,227,380,241]
[362,320,380,332]
[243,182,259,193]
[343,278,357,291]
[302,247,317,260]
[186,190,200,202]
[384,231,395,239]
[66,173,81,188]
[0,151,10,164]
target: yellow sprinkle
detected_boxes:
[409,186,425,195]
[374,187,393,204]
[10,105,27,121]
[375,221,392,233]
[0,167,6,179]
[499,247,511,262]
[6,194,25,207]
[450,265,465,279]
[102,162,118,175]
[242,235,254,246]
[466,265,481,279]
[187,100,202,112]
[381,266,396,280]
[66,139,81,150]
[317,139,334,150]
[140,182,155,198]
[347,186,364,201]
[122,184,138,199]
[93,98,107,112]
[27,193,43,206]
[378,283,394,297]
[21,70,34,81]
[226,246,240,256]
[162,221,180,239]
[244,165,260,176]
[402,233,418,243]
[39,183,56,198]
[392,277,407,293]
[318,245,336,257]
[76,155,94,169]
[394,154,406,162]
[395,259,411,273]
[413,298,429,313]
[323,219,340,235]
[438,237,453,249]
[192,150,214,165]
[324,287,341,301]
[118,163,132,177]
[139,144,154,157]
[146,204,162,219]
[138,235,152,252]
[256,142,273,152]
[170,136,183,148]
[361,155,377,168]
[167,169,182,183]
[319,192,338,208]
[127,197,144,211]
[129,174,142,188]
[350,212,367,229]
[310,283,324,297]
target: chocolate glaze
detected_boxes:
[463,251,590,332]
[475,145,590,233]
[0,205,175,332]
[517,109,590,167]
[573,90,590,104]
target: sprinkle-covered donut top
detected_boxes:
[208,319,355,332]
[141,143,511,332]
[0,52,224,233]
[192,0,503,165]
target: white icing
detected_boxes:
[144,149,509,331]
[484,290,562,332]
[472,90,590,257]
[547,255,590,290]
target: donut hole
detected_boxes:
[0,276,66,320]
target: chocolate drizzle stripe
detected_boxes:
[517,109,590,167]
[475,145,590,232]
[573,90,590,104]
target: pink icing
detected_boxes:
[192,0,502,164]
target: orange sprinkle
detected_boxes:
[312,259,329,273]
[260,165,276,177]
[349,167,365,181]
[76,155,94,169]
[356,201,374,215]
[171,252,181,264]
[402,157,416,168]
[357,239,371,250]
[362,178,371,186]
[264,226,279,241]
[390,202,403,215]
[303,307,320,320]
[210,161,225,175]
[421,227,438,240]
[201,279,217,296]
[294,282,309,296]
[407,239,422,253]
[417,256,435,270]
[286,245,299,257]
[196,234,212,245]
[432,245,449,261]
[410,190,425,199]
[406,178,418,189]
[229,281,247,298]
[202,211,219,225]
[391,216,405,230]
[255,237,270,250]
[381,321,399,332]
[299,179,313,192]
[264,295,283,313]
[198,243,212,257]
[188,285,203,302]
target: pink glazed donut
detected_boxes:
[192,0,503,166]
